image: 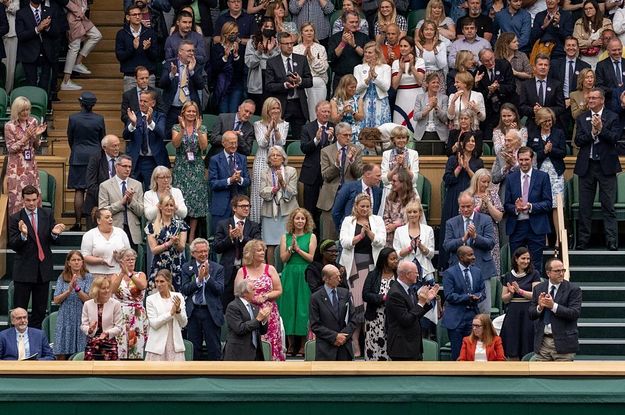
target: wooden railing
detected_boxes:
[555,193,570,281]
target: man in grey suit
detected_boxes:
[98,154,144,249]
[529,257,582,361]
[443,191,496,314]
[309,264,359,361]
[223,280,271,361]
[205,99,256,160]
[317,122,363,240]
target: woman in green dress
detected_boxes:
[171,101,208,241]
[278,208,317,356]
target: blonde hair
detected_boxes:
[535,107,556,126]
[455,50,475,72]
[286,208,315,234]
[90,276,111,302]
[377,0,398,26]
[455,70,475,90]
[242,239,267,266]
[154,193,177,235]
[154,269,174,291]
[350,193,372,219]
[10,96,32,121]
[576,67,595,91]
[181,100,200,119]
[363,41,386,66]
[425,0,447,25]
[403,199,424,222]
[466,168,492,196]
[333,74,357,101]
[220,21,238,40]
[150,166,172,192]
[261,97,283,124]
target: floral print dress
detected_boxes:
[172,124,208,218]
[114,277,148,359]
[5,118,41,214]
[145,218,190,293]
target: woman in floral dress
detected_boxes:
[171,101,208,241]
[382,168,418,247]
[330,74,364,145]
[111,248,148,360]
[146,193,189,292]
[354,42,392,131]
[235,239,285,361]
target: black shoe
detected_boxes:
[607,243,618,251]
[69,223,82,231]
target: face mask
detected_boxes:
[262,29,276,38]
[227,34,237,43]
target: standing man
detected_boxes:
[328,11,368,92]
[441,246,486,361]
[180,238,224,361]
[124,90,170,191]
[223,280,271,361]
[8,186,65,329]
[519,54,565,132]
[380,23,401,66]
[164,10,207,67]
[573,88,621,250]
[448,19,491,69]
[289,0,335,46]
[494,0,532,52]
[0,307,54,360]
[265,32,313,142]
[504,146,553,269]
[120,66,164,126]
[386,261,439,361]
[549,37,591,102]
[206,99,256,159]
[309,264,359,361]
[300,100,335,231]
[98,154,144,250]
[84,135,121,230]
[529,257,582,361]
[332,163,382,232]
[443,191,497,314]
[530,0,574,60]
[595,38,625,110]
[457,0,493,42]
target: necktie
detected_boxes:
[614,61,623,85]
[320,125,328,147]
[522,174,529,204]
[408,286,417,305]
[331,288,339,316]
[489,69,494,82]
[287,57,295,99]
[544,285,557,325]
[247,303,258,348]
[30,212,45,262]
[121,181,128,225]
[141,115,149,155]
[18,333,25,360]
[538,80,545,106]
[591,114,600,159]
[365,187,371,198]
[109,157,115,178]
[178,64,188,103]
[234,121,241,131]
[463,268,472,292]
[568,60,575,93]
[34,8,41,25]
[339,146,347,185]
[465,217,473,245]
[234,220,244,259]
[228,154,236,174]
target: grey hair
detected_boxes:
[190,238,210,253]
[118,248,137,260]
[335,122,352,136]
[101,134,120,148]
[266,145,288,167]
[234,279,253,297]
[150,166,172,191]
[397,261,416,276]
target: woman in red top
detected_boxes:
[458,313,505,361]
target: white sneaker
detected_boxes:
[61,80,82,90]
[73,63,91,75]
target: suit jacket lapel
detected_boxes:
[321,290,339,321]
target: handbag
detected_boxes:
[529,41,555,66]
[580,46,601,57]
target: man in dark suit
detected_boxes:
[213,194,261,309]
[205,99,256,160]
[159,39,205,139]
[519,54,566,132]
[549,37,591,101]
[180,238,224,361]
[309,264,359,361]
[120,66,164,126]
[265,31,313,142]
[123,90,170,191]
[300,100,335,231]
[504,146,553,271]
[223,280,270,361]
[529,257,582,361]
[208,131,251,230]
[529,0,574,60]
[8,186,66,329]
[332,163,382,232]
[16,0,62,95]
[0,4,10,63]
[441,246,486,361]
[84,135,121,230]
[475,48,516,140]
[443,191,497,314]
[0,307,54,360]
[385,261,439,361]
[573,88,621,250]
[595,38,625,114]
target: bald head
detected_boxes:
[10,307,28,333]
[322,264,341,288]
[397,261,418,285]
[457,246,475,266]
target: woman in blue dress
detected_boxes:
[354,42,392,132]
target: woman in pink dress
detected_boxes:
[234,239,285,361]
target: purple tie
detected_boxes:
[522,174,529,204]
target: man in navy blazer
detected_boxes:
[573,88,621,250]
[332,163,382,232]
[443,191,496,314]
[208,131,251,230]
[504,146,553,272]
[123,90,170,191]
[441,246,486,360]
[0,308,54,360]
[180,238,225,361]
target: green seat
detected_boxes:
[304,339,316,361]
[422,338,439,361]
[41,311,58,346]
[490,278,503,317]
[329,9,342,29]
[202,114,219,132]
[183,339,194,361]
[166,141,176,157]
[436,322,452,361]
[521,352,537,361]
[38,169,56,211]
[286,140,305,156]
[261,340,272,361]
[415,174,432,220]
[250,114,261,124]
[10,86,47,121]
[499,243,510,275]
[0,87,8,116]
[13,63,27,89]
[70,351,84,360]
[482,142,492,156]
[251,141,259,155]
[407,9,426,36]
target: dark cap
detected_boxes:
[79,91,97,105]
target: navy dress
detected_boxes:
[67,110,106,189]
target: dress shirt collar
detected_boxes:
[396,278,411,295]
[224,149,236,158]
[520,168,533,181]
[115,175,129,188]
[240,297,252,308]
[233,215,246,225]
[592,108,604,118]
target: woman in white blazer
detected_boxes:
[379,125,420,217]
[81,276,123,360]
[354,41,393,131]
[447,71,485,131]
[339,193,386,357]
[393,200,435,279]
[145,269,188,361]
[143,166,188,222]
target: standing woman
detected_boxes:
[413,72,449,150]
[330,74,365,144]
[143,166,187,222]
[211,22,246,113]
[415,20,448,92]
[492,103,527,155]
[393,200,436,279]
[278,208,317,356]
[252,97,289,223]
[5,97,46,215]
[260,145,299,266]
[573,0,612,68]
[81,276,123,360]
[266,1,297,34]
[2,0,19,91]
[447,71,486,131]
[354,41,392,131]
[53,251,94,359]
[145,269,188,361]
[415,0,456,43]
[294,22,329,121]
[67,92,106,231]
[374,0,408,44]
[110,248,148,360]
[362,247,398,361]
[528,108,567,245]
[81,208,130,279]
[382,168,418,246]
[234,240,285,361]
[146,194,189,292]
[446,110,483,157]
[171,101,208,242]
[391,36,425,131]
[245,17,280,113]
[500,247,541,360]
[570,68,595,138]
[339,193,387,357]
[61,0,102,90]
[494,33,533,96]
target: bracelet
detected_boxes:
[339,41,346,47]
[74,286,81,293]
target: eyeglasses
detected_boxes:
[237,204,251,208]
[129,13,142,16]
[550,269,566,274]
